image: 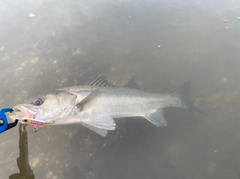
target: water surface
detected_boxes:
[0,0,240,178]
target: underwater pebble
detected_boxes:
[29,13,36,17]
[16,67,22,71]
[31,57,39,64]
[157,45,161,48]
[61,78,67,84]
[223,19,228,22]
[222,77,227,82]
[110,66,116,71]
[0,46,4,51]
[237,17,240,20]
[51,30,56,36]
[86,172,95,179]
[21,62,26,67]
[3,53,10,60]
[46,171,53,178]
[53,60,57,64]
[72,49,81,56]
[30,157,40,168]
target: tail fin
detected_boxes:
[174,81,202,114]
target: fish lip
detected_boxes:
[12,104,38,119]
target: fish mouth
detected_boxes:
[8,105,37,124]
[8,105,55,128]
[11,105,37,119]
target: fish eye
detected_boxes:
[33,98,44,106]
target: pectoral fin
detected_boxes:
[80,113,116,136]
[144,109,167,127]
[76,90,100,111]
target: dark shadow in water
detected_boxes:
[9,125,35,179]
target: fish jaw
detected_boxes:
[12,104,38,118]
[8,104,54,128]
[8,104,38,121]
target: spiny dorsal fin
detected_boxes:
[124,78,140,89]
[83,76,115,87]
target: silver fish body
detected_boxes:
[68,86,181,118]
[9,77,200,136]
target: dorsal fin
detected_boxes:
[83,76,115,87]
[124,78,140,89]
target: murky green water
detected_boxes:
[1,0,240,178]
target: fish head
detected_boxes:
[9,91,77,127]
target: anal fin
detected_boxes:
[81,123,108,136]
[144,109,167,127]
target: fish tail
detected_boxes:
[174,81,202,114]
